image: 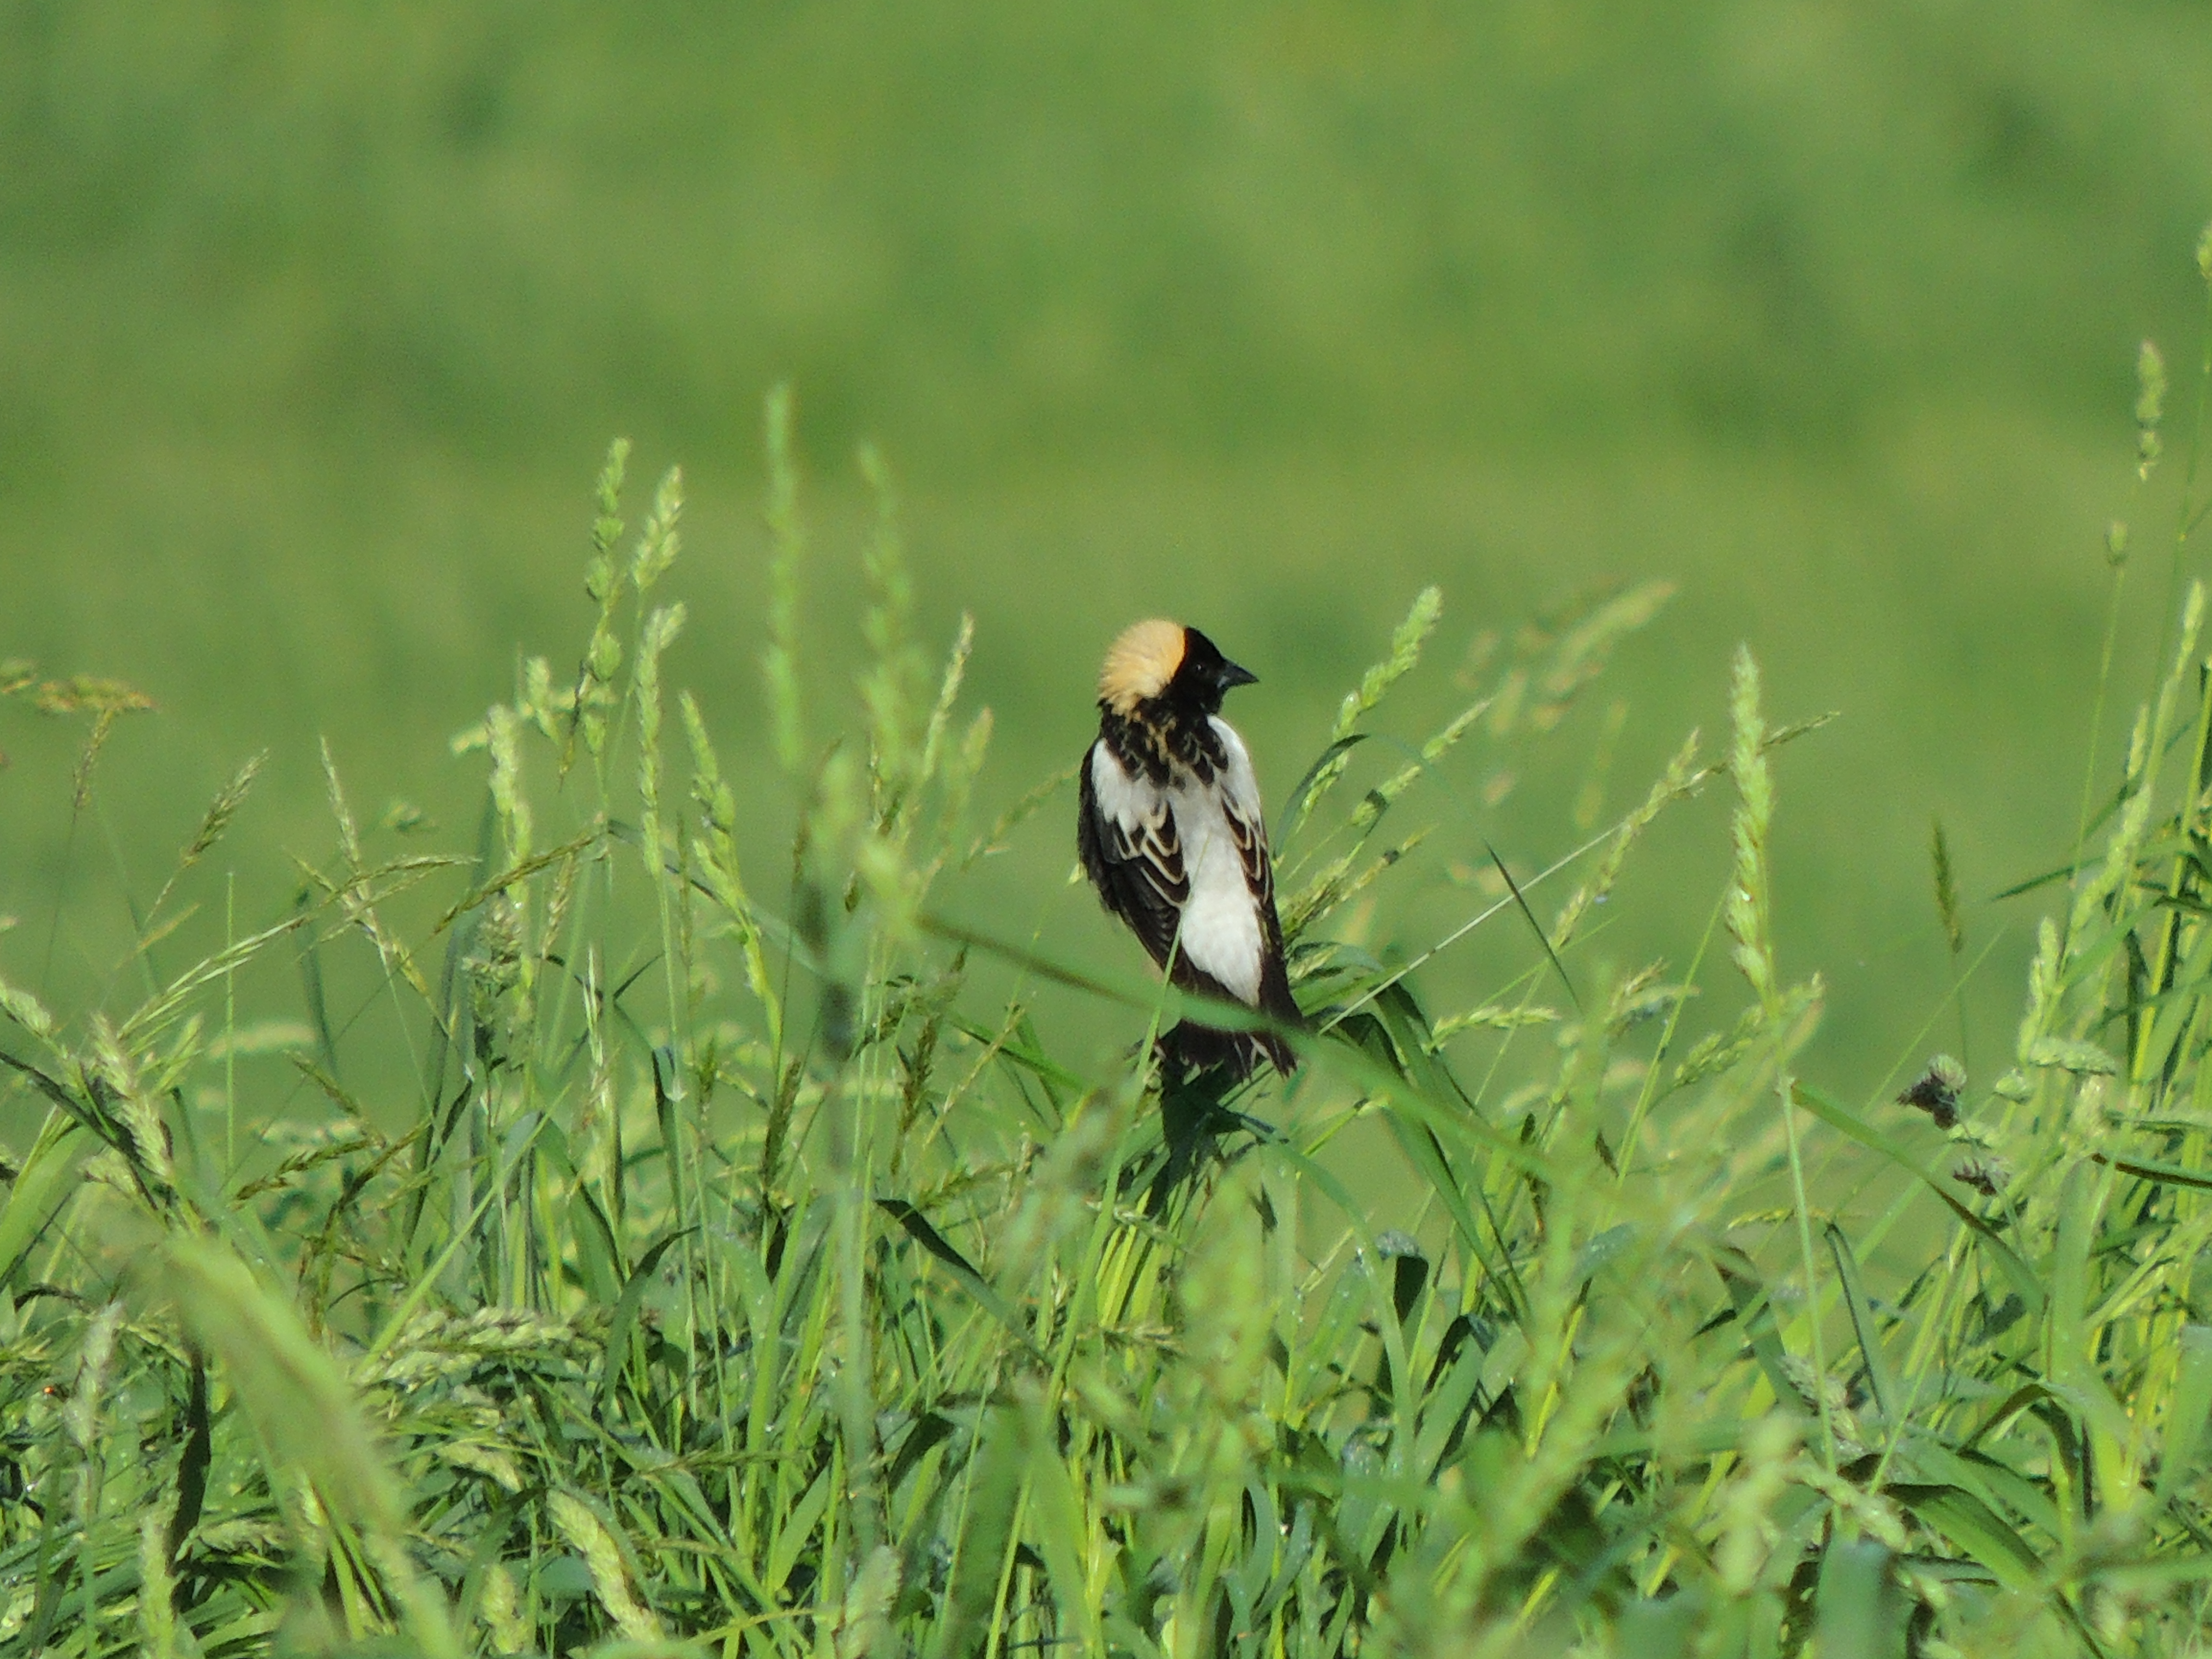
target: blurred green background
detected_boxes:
[3,0,2209,1094]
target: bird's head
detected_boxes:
[1098,619,1257,719]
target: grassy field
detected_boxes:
[11,6,2212,1653]
[8,386,2212,1651]
[5,0,2212,1092]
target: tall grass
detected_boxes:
[12,253,2212,1657]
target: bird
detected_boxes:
[1077,619,1304,1079]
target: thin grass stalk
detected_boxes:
[1726,648,1834,1473]
[224,869,238,1172]
[2071,525,2136,946]
[633,598,705,1433]
[2134,663,2212,1087]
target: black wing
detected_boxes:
[1217,780,1277,920]
[1077,739,1187,971]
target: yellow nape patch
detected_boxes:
[1099,619,1186,713]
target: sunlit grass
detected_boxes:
[12,254,2212,1653]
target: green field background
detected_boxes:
[3,0,2209,1101]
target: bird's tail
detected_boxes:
[1161,1018,1295,1082]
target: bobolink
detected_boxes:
[1077,619,1303,1078]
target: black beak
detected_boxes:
[1218,659,1258,691]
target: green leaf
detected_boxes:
[598,1228,694,1401]
[1715,1246,1799,1409]
[1020,1387,1103,1655]
[878,1199,1044,1358]
[0,1113,87,1284]
[152,1224,458,1659]
[1887,1483,2043,1592]
[1815,1540,1904,1659]
[2091,1149,2212,1190]
[1614,1593,1705,1659]
[928,1405,1027,1659]
[2157,1325,2212,1506]
[1281,733,1370,840]
[1824,1222,1899,1425]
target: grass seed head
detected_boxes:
[1899,1054,1966,1130]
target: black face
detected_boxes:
[1166,626,1258,715]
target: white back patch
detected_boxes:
[1087,739,1158,831]
[1167,773,1264,1004]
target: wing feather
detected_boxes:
[1079,739,1187,971]
[1209,718,1303,1038]
[1209,718,1280,910]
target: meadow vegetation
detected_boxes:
[12,246,2212,1652]
[9,0,2212,1094]
[11,16,2212,1643]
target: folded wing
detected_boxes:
[1078,739,1187,971]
